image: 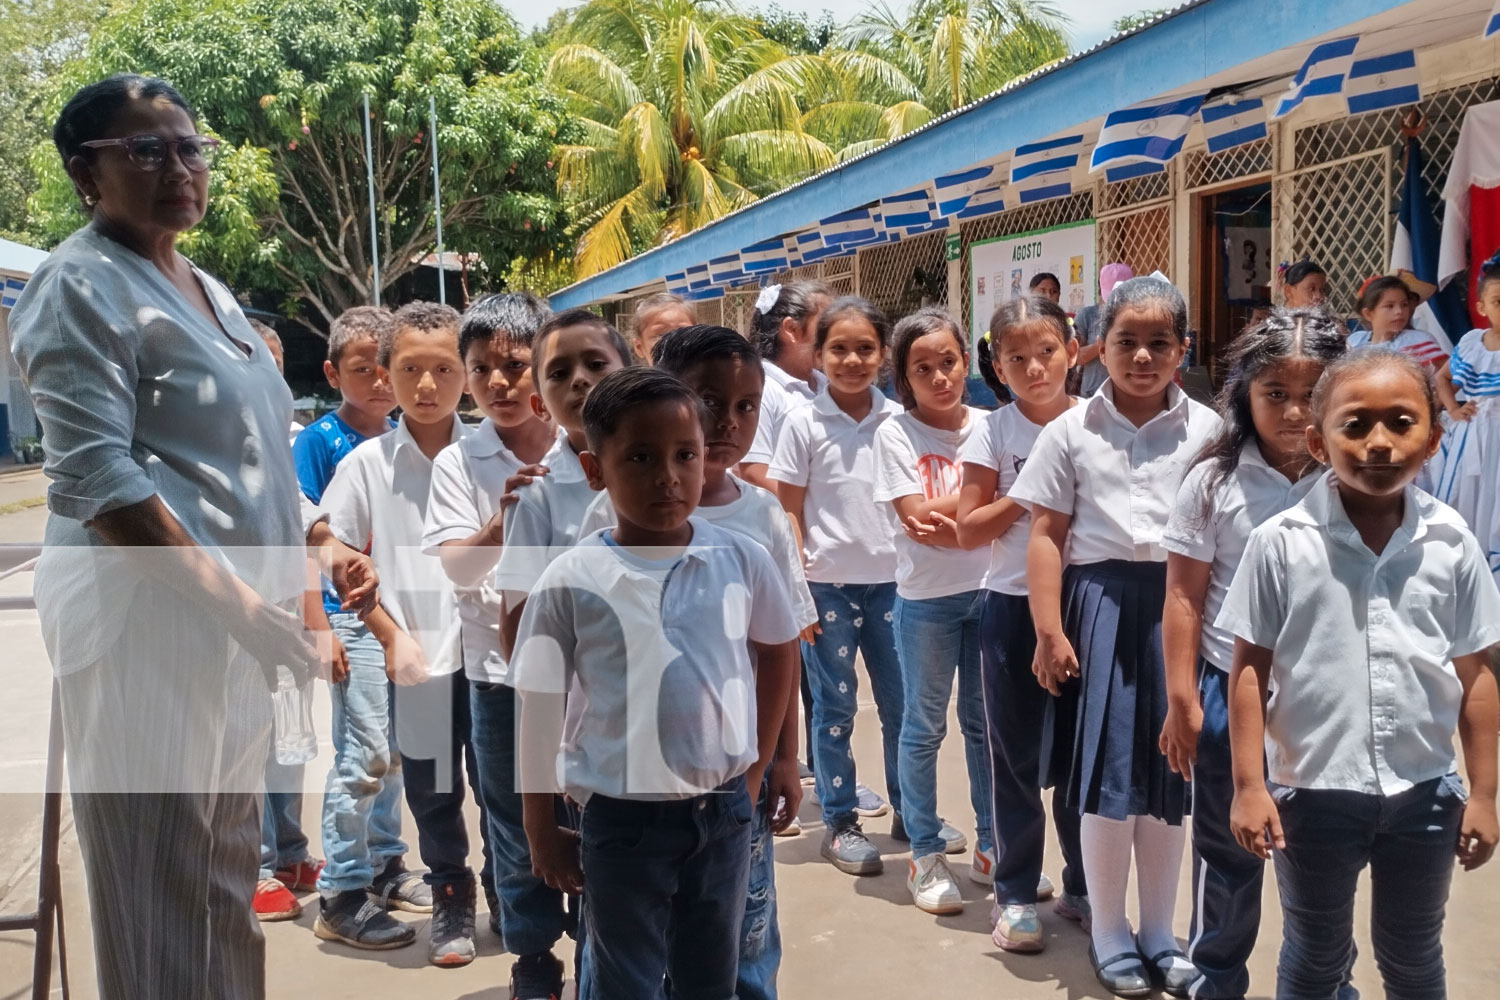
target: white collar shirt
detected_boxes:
[494,440,597,606]
[321,414,468,675]
[509,518,800,804]
[1009,382,1221,564]
[1216,473,1500,794]
[422,423,568,683]
[744,362,828,465]
[958,403,1058,595]
[766,387,901,583]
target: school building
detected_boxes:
[0,237,47,462]
[548,0,1500,377]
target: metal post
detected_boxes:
[429,95,445,305]
[363,92,382,306]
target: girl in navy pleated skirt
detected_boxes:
[1009,276,1220,999]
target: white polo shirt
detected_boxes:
[1216,473,1500,795]
[1161,443,1321,672]
[321,414,468,676]
[959,403,1065,596]
[510,519,800,804]
[1009,382,1220,564]
[873,407,989,599]
[744,362,828,465]
[578,474,819,630]
[422,423,568,684]
[494,440,597,608]
[767,387,901,584]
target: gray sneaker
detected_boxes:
[313,890,416,950]
[890,814,968,854]
[428,880,477,968]
[369,859,433,913]
[821,822,883,875]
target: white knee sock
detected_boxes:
[1134,815,1192,975]
[1080,813,1136,961]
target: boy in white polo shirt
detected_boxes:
[421,293,574,995]
[318,302,481,967]
[514,367,800,998]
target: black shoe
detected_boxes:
[891,813,908,842]
[369,857,433,913]
[511,949,565,1000]
[1090,943,1151,999]
[1138,935,1196,999]
[429,880,477,967]
[313,890,416,950]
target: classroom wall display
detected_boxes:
[1224,225,1271,302]
[969,220,1098,349]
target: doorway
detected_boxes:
[1193,180,1273,377]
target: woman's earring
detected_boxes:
[82,194,97,207]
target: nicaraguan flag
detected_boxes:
[664,272,689,295]
[1345,50,1420,115]
[1486,2,1500,38]
[686,285,725,301]
[0,277,24,309]
[741,237,790,273]
[708,253,747,285]
[795,230,842,263]
[881,186,940,230]
[934,166,994,217]
[818,207,883,246]
[685,263,711,289]
[1011,135,1083,204]
[1201,97,1268,154]
[1089,96,1203,174]
[1105,162,1164,183]
[1273,36,1359,118]
[955,183,1007,220]
[1392,135,1465,353]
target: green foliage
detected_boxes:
[1112,9,1170,33]
[752,4,837,55]
[27,0,575,328]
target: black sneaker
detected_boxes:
[313,890,416,950]
[510,950,565,999]
[369,858,433,913]
[429,880,477,967]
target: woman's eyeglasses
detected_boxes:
[79,134,220,173]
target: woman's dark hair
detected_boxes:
[458,292,551,360]
[1282,260,1326,288]
[1357,275,1413,316]
[1101,275,1189,343]
[814,295,890,352]
[1311,346,1439,431]
[1192,307,1347,522]
[750,281,831,361]
[890,307,967,409]
[1028,272,1060,291]
[54,74,196,165]
[652,324,763,378]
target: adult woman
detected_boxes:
[9,75,326,999]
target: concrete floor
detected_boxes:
[1,498,1499,998]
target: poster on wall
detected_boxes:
[1224,225,1271,302]
[969,219,1098,349]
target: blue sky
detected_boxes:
[502,0,1158,52]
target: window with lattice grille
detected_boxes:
[854,231,948,319]
[1099,205,1173,281]
[1184,138,1275,191]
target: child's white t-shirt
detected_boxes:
[510,519,800,804]
[422,423,567,685]
[578,474,819,630]
[744,363,828,466]
[494,441,598,610]
[872,407,989,599]
[958,403,1054,596]
[767,387,901,584]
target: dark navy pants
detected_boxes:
[979,591,1085,904]
[395,670,487,890]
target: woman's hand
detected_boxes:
[1458,797,1499,871]
[1230,786,1284,860]
[231,599,321,689]
[1032,630,1079,697]
[1159,698,1203,777]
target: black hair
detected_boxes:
[814,295,890,352]
[974,335,1010,403]
[458,292,551,361]
[328,305,394,367]
[981,295,1072,405]
[651,324,764,379]
[533,307,631,373]
[379,301,461,367]
[582,366,705,455]
[751,281,832,361]
[1101,275,1189,343]
[1311,346,1439,431]
[1282,260,1326,288]
[1028,272,1060,291]
[890,307,968,410]
[1192,308,1347,522]
[1478,253,1500,298]
[53,74,197,166]
[1357,275,1414,317]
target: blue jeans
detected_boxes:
[316,615,408,894]
[738,774,782,1000]
[259,786,310,880]
[470,680,568,956]
[1272,773,1466,999]
[895,590,992,860]
[803,582,903,828]
[581,777,753,999]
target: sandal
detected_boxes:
[1089,943,1151,998]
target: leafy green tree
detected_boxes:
[30,0,575,329]
[753,4,837,55]
[1112,9,1170,33]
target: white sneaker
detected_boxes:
[970,846,996,885]
[1037,871,1056,900]
[907,853,964,914]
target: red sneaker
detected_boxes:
[254,878,302,922]
[275,858,325,892]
